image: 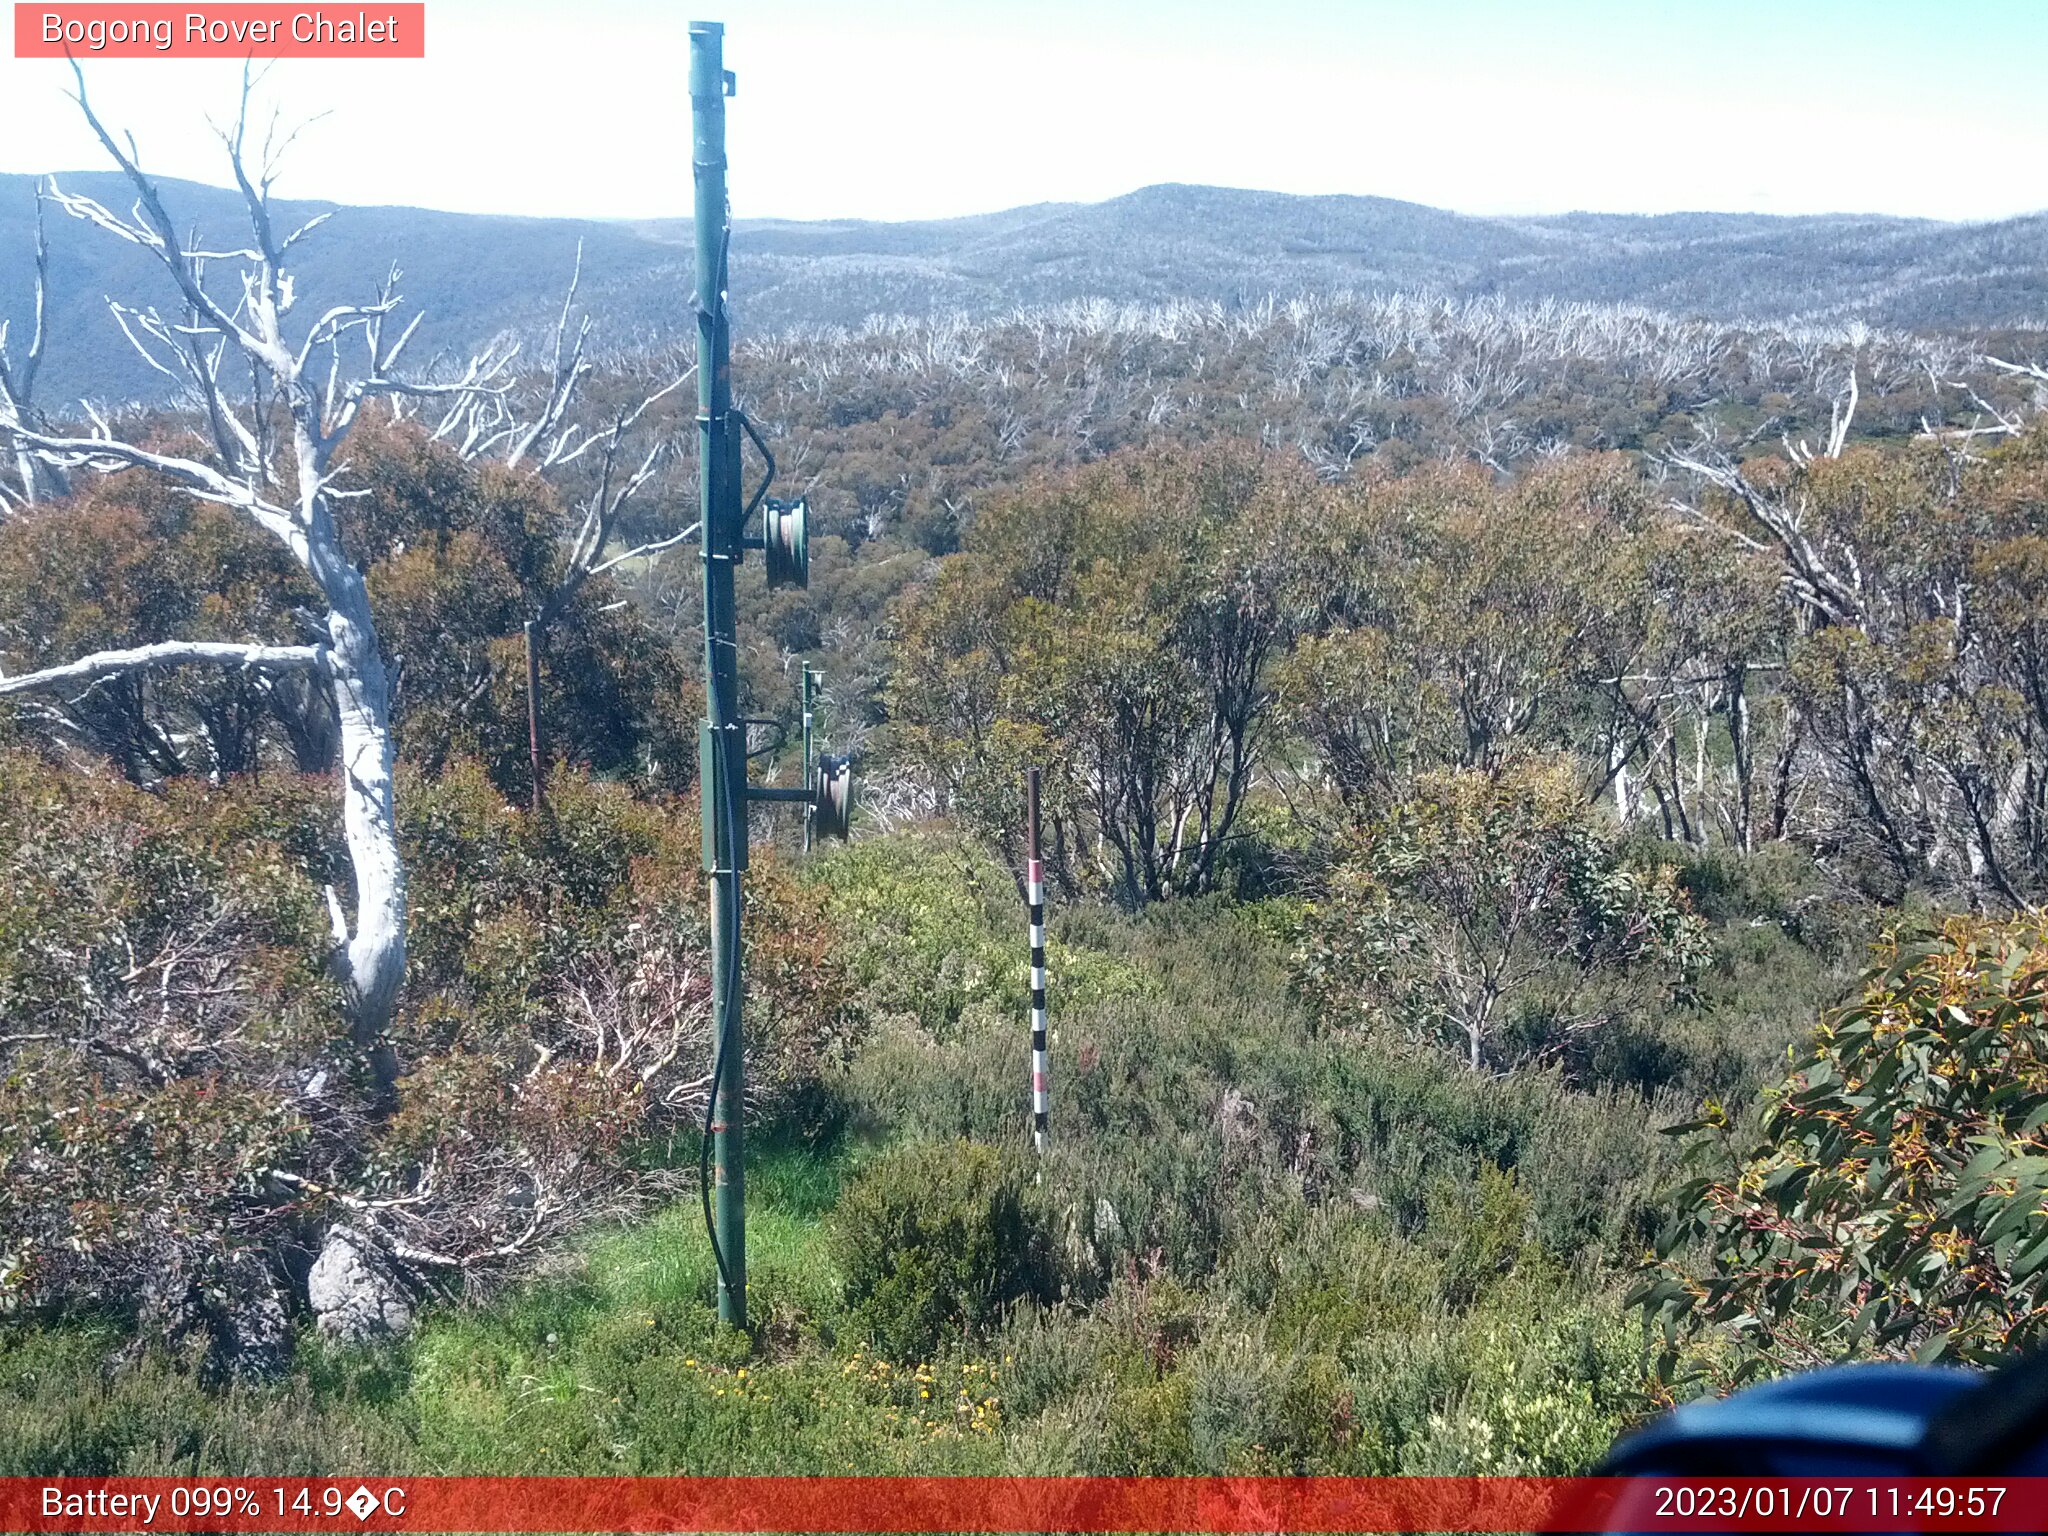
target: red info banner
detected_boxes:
[13,4,423,57]
[2,1478,2046,1534]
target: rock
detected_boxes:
[1059,1197,1126,1295]
[307,1226,416,1344]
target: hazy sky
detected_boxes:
[3,0,2046,223]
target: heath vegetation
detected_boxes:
[5,82,2048,1474]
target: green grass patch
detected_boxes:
[0,1142,1014,1476]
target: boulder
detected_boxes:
[307,1226,416,1343]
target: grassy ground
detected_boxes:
[0,1161,1642,1477]
[404,1147,1012,1475]
[1,1144,1014,1476]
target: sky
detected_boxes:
[2,0,2046,224]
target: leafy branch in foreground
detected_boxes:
[1639,915,2048,1386]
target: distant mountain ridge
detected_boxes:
[4,174,2046,407]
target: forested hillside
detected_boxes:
[8,131,2048,1478]
[6,171,2048,404]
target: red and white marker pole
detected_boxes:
[1026,767,1049,1154]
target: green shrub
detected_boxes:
[0,1322,415,1475]
[1630,839,1878,1102]
[808,833,1017,1038]
[994,1240,1644,1475]
[1321,1040,1669,1263]
[1641,915,2048,1383]
[1184,1325,1354,1473]
[810,830,1151,1041]
[1367,1288,1641,1473]
[1423,1159,1538,1307]
[1214,1205,1445,1351]
[1294,759,1709,1077]
[832,1140,1052,1361]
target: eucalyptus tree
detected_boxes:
[0,69,502,1102]
[1669,417,2048,906]
[890,446,1316,904]
[417,242,695,804]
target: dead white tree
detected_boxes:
[1913,355,2040,452]
[1667,434,1864,628]
[424,247,694,803]
[0,180,69,511]
[1785,363,1859,466]
[0,67,503,1104]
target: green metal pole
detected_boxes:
[691,18,746,1330]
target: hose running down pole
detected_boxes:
[801,666,817,854]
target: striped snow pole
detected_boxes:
[1026,767,1049,1154]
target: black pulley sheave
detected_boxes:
[763,496,808,589]
[813,753,852,841]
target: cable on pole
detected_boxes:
[699,752,745,1314]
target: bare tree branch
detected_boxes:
[0,641,327,699]
[0,180,69,508]
[1668,444,1863,625]
[1984,354,2048,386]
[0,415,306,545]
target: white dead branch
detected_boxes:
[0,64,506,1103]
